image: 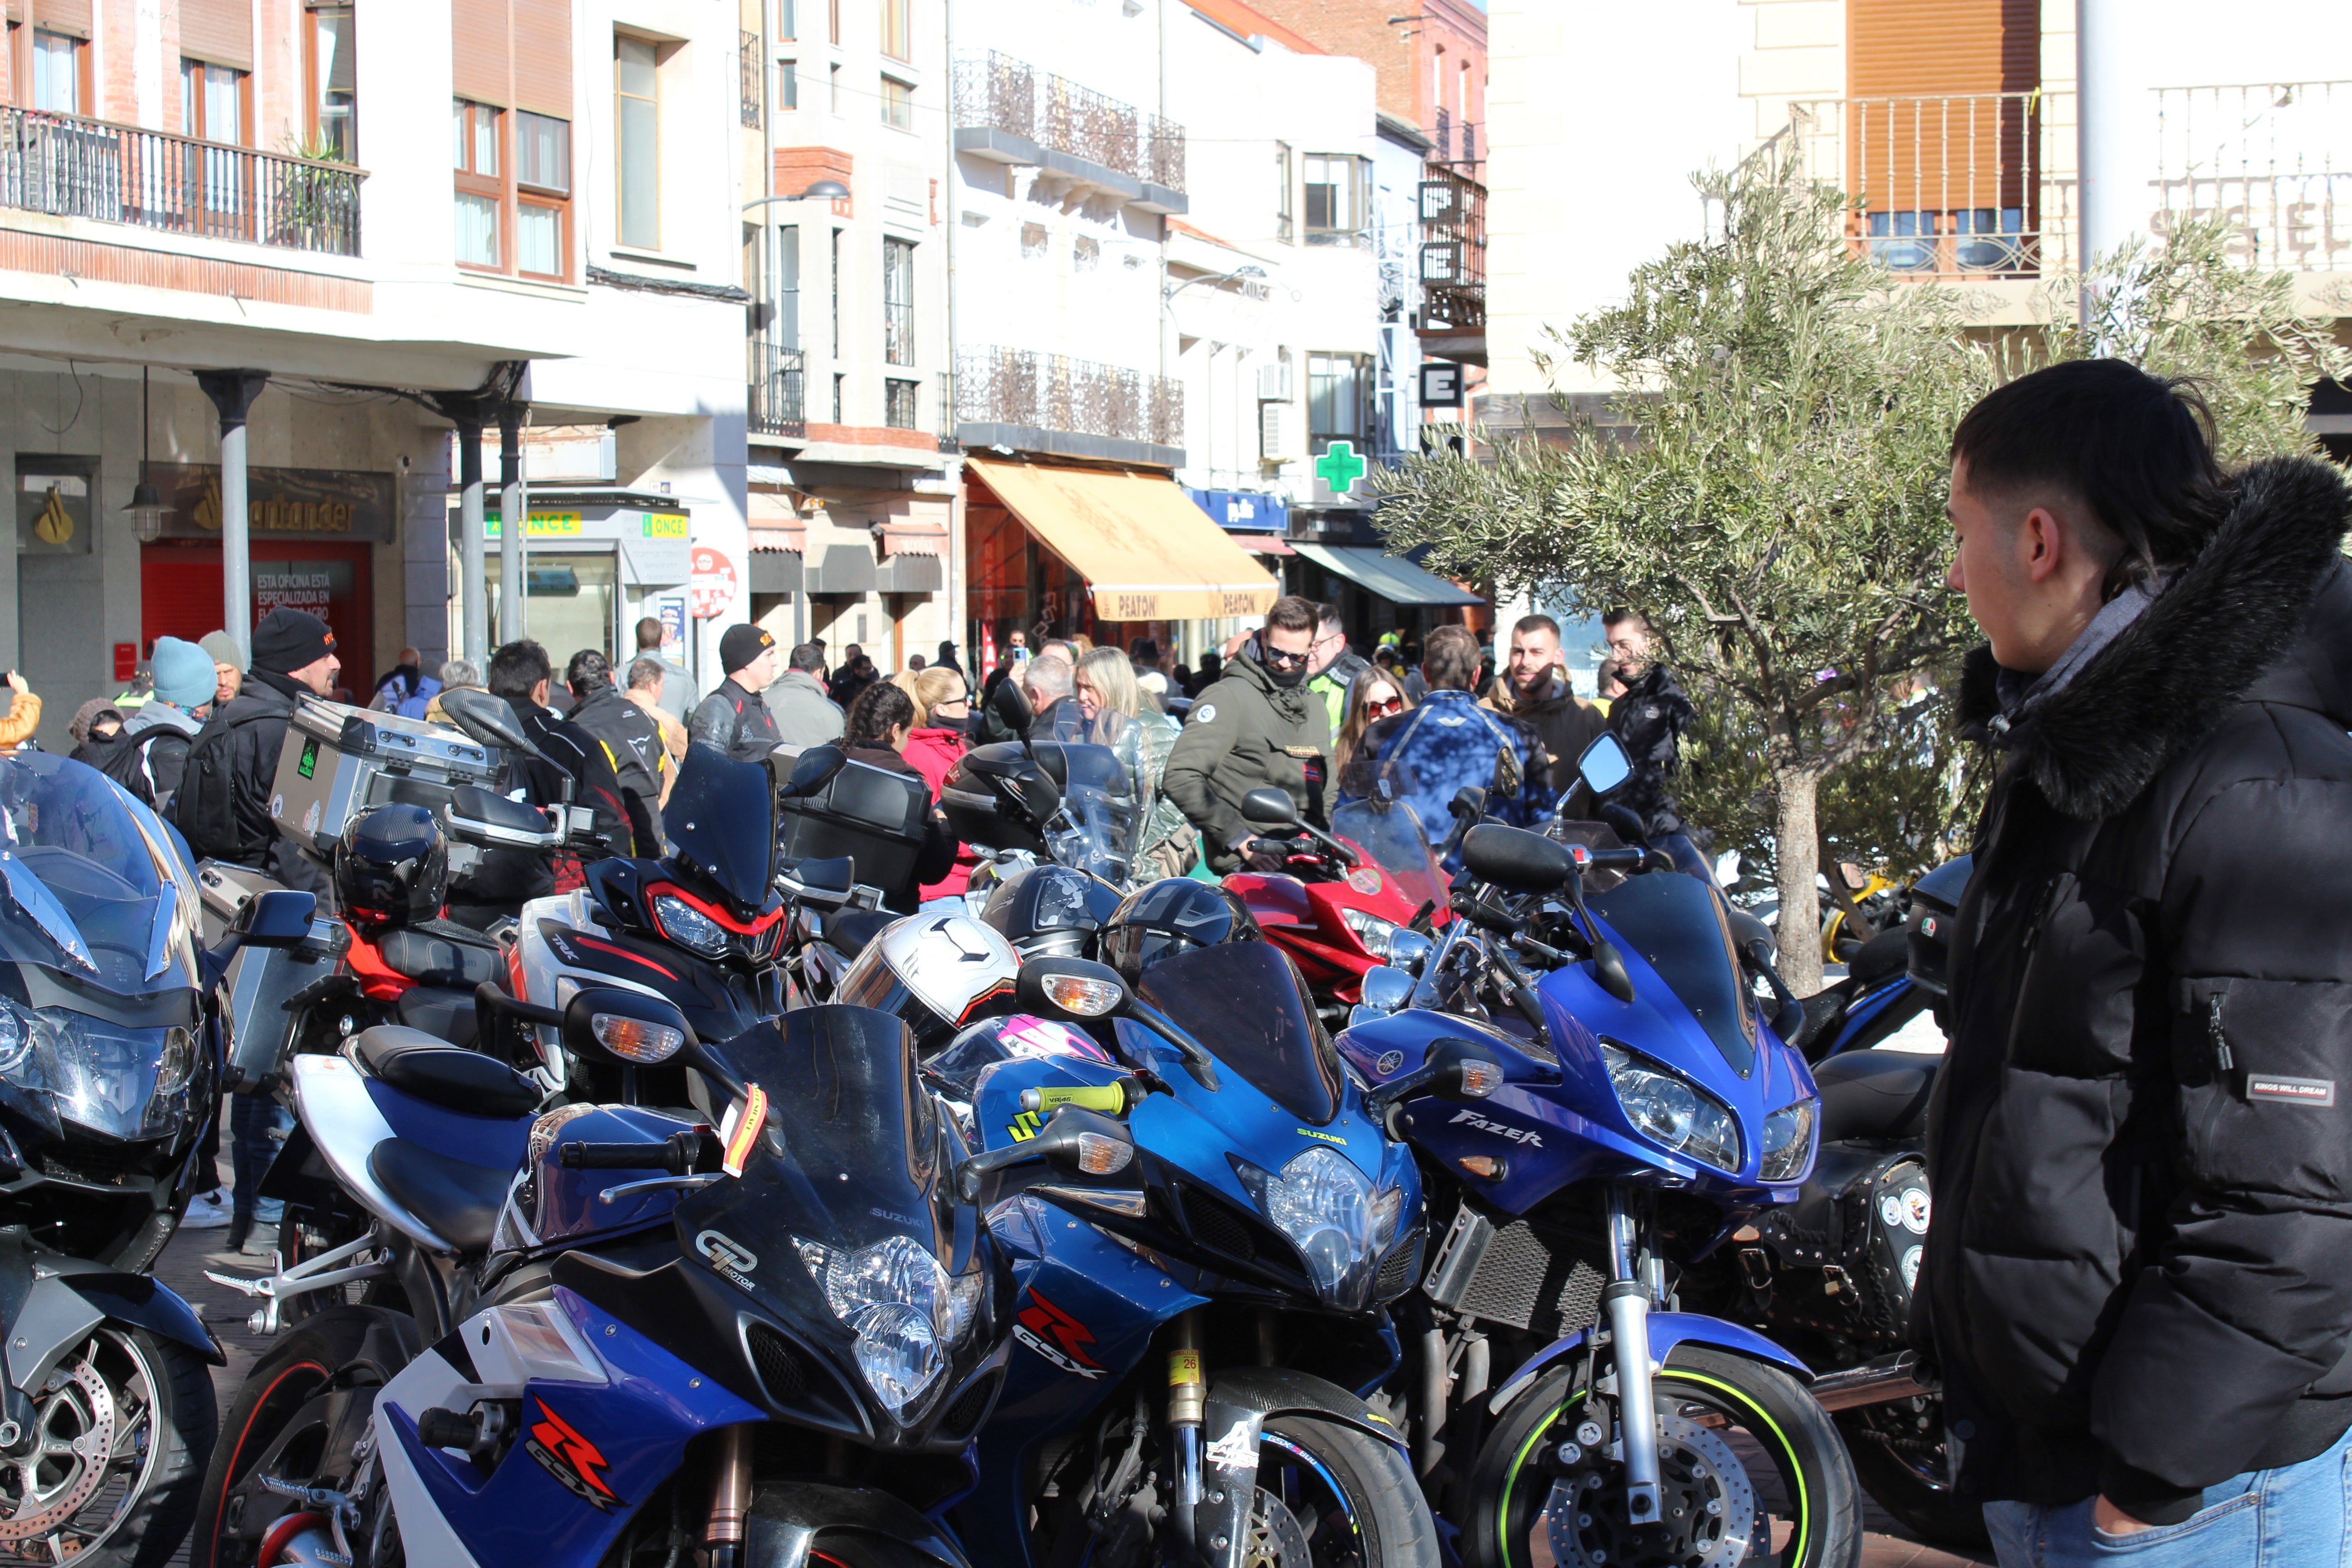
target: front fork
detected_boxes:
[1603,1186,1663,1526]
[1167,1309,1266,1568]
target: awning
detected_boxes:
[1289,543,1484,607]
[879,521,947,555]
[967,456,1277,621]
[1234,536,1294,556]
[748,552,802,593]
[805,544,877,595]
[877,555,944,593]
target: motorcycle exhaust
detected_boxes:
[1809,1351,1936,1412]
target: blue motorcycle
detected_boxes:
[1337,735,1864,1568]
[928,916,1443,1568]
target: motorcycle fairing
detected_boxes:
[1479,1309,1816,1416]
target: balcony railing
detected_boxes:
[954,51,1185,192]
[0,106,363,255]
[749,343,806,439]
[740,32,763,128]
[1785,92,2071,279]
[1417,162,1486,331]
[959,345,1182,449]
[2156,81,2352,271]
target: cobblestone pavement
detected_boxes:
[150,1222,1997,1568]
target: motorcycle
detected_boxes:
[191,974,1112,1568]
[0,751,318,1564]
[1338,733,1867,1568]
[930,946,1442,1568]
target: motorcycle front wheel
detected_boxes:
[1464,1346,1862,1568]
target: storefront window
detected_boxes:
[485,549,620,668]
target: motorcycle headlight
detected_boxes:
[652,894,729,958]
[793,1234,950,1418]
[1761,1096,1818,1183]
[1600,1043,1741,1174]
[1339,908,1398,961]
[1234,1147,1401,1313]
[0,1001,194,1142]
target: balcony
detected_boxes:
[0,107,363,256]
[2155,81,2352,272]
[749,343,806,439]
[1417,162,1485,338]
[953,51,1186,214]
[1784,92,2069,279]
[958,345,1183,467]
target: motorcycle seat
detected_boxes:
[377,926,503,990]
[1813,1048,1937,1144]
[352,1026,540,1119]
[1847,926,1911,990]
[366,1138,510,1254]
[392,987,480,1051]
[823,908,897,960]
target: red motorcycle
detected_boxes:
[1221,782,1449,1017]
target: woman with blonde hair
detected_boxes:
[1073,646,1194,879]
[1333,665,1412,797]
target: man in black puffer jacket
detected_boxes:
[1926,358,2352,1563]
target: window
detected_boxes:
[885,378,918,429]
[1274,142,1293,243]
[779,60,798,109]
[831,228,843,356]
[616,36,660,250]
[1303,154,1365,245]
[515,111,570,278]
[31,30,82,115]
[775,225,801,348]
[1073,235,1098,271]
[829,63,842,114]
[882,0,910,60]
[779,0,797,39]
[883,236,914,364]
[453,98,503,268]
[306,4,357,161]
[181,59,248,143]
[1308,354,1367,442]
[881,76,911,130]
[833,372,846,425]
[1019,221,1047,258]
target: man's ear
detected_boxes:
[2020,506,2065,583]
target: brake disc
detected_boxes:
[1237,1483,1315,1568]
[1544,1411,1757,1568]
[0,1351,119,1544]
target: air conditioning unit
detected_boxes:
[1260,401,1301,463]
[1257,360,1292,402]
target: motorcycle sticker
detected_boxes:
[1372,1051,1404,1078]
[1014,1291,1106,1380]
[1006,1109,1044,1142]
[696,1229,759,1292]
[1205,1418,1259,1471]
[524,1397,625,1513]
[720,1085,769,1176]
[1346,867,1383,895]
[1448,1107,1542,1147]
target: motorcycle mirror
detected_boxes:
[1240,787,1299,828]
[1016,956,1129,1022]
[231,888,317,950]
[1357,964,1415,1014]
[1577,732,1633,798]
[1365,1034,1506,1119]
[1589,938,1637,1004]
[1488,744,1523,798]
[1461,823,1575,892]
[992,676,1035,735]
[955,1104,1136,1203]
[445,784,564,850]
[783,744,848,799]
[437,686,547,761]
[562,986,698,1069]
[1448,786,1487,823]
[1385,929,1434,976]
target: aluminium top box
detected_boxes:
[270,697,503,849]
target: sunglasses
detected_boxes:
[1260,644,1310,669]
[1366,695,1404,717]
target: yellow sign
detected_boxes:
[641,513,688,539]
[33,488,73,546]
[484,512,584,538]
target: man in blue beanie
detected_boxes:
[118,636,216,812]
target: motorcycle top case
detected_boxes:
[269,696,500,848]
[776,755,928,893]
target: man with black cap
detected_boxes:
[563,647,666,855]
[690,624,785,763]
[173,607,340,893]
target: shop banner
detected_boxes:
[147,462,397,543]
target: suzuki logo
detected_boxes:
[1448,1107,1542,1147]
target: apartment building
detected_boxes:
[743,0,957,672]
[0,0,750,745]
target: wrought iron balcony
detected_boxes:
[0,106,363,255]
[2154,81,2352,272]
[953,50,1184,195]
[958,345,1181,449]
[1417,162,1486,332]
[749,343,806,439]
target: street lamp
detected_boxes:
[1163,264,1269,303]
[121,366,167,543]
[742,179,851,213]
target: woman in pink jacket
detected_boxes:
[894,666,978,904]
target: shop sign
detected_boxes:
[1186,488,1289,534]
[690,546,739,619]
[148,463,397,543]
[485,511,587,537]
[254,560,353,616]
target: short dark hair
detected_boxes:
[1265,595,1319,634]
[1601,608,1645,631]
[488,639,552,700]
[634,617,665,651]
[1951,358,2226,599]
[843,681,914,750]
[626,657,666,691]
[565,648,612,698]
[788,642,825,673]
[1315,601,1344,636]
[1422,625,1481,691]
[1513,613,1561,640]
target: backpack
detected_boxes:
[172,706,273,862]
[70,727,176,808]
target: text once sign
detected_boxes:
[690,545,739,619]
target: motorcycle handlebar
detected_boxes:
[558,1130,712,1174]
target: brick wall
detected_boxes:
[775,147,857,217]
[1238,0,1487,156]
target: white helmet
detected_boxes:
[832,913,1021,1054]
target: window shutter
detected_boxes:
[454,0,512,108]
[1846,0,2038,215]
[512,0,572,119]
[31,0,92,38]
[175,0,247,66]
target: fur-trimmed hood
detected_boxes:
[1957,454,2352,819]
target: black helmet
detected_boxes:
[1904,853,1973,1017]
[335,804,449,932]
[1098,878,1259,984]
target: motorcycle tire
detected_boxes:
[189,1308,396,1568]
[1835,1403,1989,1550]
[1463,1345,1863,1568]
[0,1324,216,1568]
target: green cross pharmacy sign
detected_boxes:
[1315,441,1367,497]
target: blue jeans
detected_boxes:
[1984,1424,2352,1567]
[229,1093,290,1219]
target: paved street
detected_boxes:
[149,1221,1994,1568]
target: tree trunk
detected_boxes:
[1774,767,1825,996]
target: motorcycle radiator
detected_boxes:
[1422,1201,1607,1338]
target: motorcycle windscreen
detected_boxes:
[1044,738,1144,878]
[1133,941,1343,1126]
[665,746,779,911]
[0,752,197,994]
[1329,770,1445,914]
[1587,869,1759,1076]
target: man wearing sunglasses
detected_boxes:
[1482,613,1609,805]
[1164,595,1335,874]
